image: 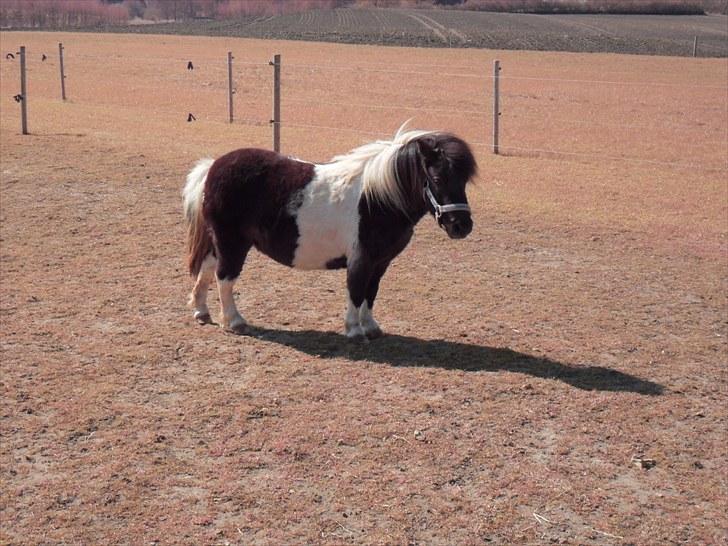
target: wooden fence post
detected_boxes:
[227,51,233,123]
[270,54,281,152]
[19,46,28,135]
[59,42,67,101]
[493,59,500,155]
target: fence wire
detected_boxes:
[3,47,726,172]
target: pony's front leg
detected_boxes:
[359,261,390,339]
[345,258,387,340]
[344,296,366,340]
[344,258,370,340]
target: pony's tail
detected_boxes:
[183,158,214,277]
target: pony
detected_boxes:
[183,125,477,339]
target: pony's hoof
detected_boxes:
[346,325,367,342]
[223,316,249,335]
[194,311,212,325]
[226,322,250,335]
[364,326,384,340]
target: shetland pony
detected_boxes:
[183,126,477,339]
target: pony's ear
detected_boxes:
[416,138,442,167]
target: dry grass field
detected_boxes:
[1,32,726,545]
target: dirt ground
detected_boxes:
[92,8,728,57]
[1,32,726,545]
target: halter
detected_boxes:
[421,159,471,226]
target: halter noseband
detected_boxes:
[421,159,471,226]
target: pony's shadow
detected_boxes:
[244,326,664,395]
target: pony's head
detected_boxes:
[388,130,477,239]
[348,125,478,238]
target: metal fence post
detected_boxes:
[19,46,28,135]
[693,36,698,57]
[270,54,281,152]
[227,51,233,123]
[493,59,500,155]
[59,42,67,101]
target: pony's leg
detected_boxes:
[359,261,390,339]
[189,253,216,324]
[213,235,252,333]
[217,277,247,332]
[344,257,373,340]
[344,295,365,339]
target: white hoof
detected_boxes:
[346,324,366,341]
[223,314,248,334]
[363,324,384,340]
[193,309,212,325]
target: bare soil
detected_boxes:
[76,8,728,57]
[1,32,726,545]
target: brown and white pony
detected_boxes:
[183,126,477,339]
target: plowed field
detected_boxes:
[1,32,726,545]
[109,8,728,57]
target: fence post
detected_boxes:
[59,42,67,101]
[227,51,233,123]
[270,54,281,152]
[493,59,500,155]
[19,46,28,135]
[692,36,698,57]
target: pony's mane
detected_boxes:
[325,125,435,214]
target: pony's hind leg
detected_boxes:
[217,277,247,333]
[214,237,252,334]
[189,253,216,324]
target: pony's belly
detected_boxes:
[292,232,351,270]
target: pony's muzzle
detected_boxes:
[442,214,473,239]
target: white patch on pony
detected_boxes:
[292,164,363,270]
[217,277,246,331]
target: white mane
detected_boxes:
[324,123,435,213]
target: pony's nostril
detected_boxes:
[447,220,471,239]
[462,219,473,233]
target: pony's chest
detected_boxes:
[291,175,361,270]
